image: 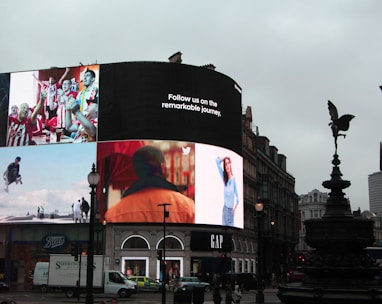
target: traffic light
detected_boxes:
[221,253,228,272]
[157,250,163,260]
[70,242,78,261]
[70,242,77,256]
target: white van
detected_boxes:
[33,262,49,292]
[48,255,137,298]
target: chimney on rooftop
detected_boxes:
[168,52,182,63]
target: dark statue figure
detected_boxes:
[277,101,382,304]
[327,100,355,154]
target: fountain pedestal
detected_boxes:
[278,154,381,303]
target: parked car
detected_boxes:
[375,271,382,284]
[0,281,9,292]
[128,276,162,292]
[220,272,258,291]
[287,269,305,282]
[0,299,15,304]
[173,277,210,292]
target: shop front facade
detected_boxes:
[0,223,101,291]
[104,223,257,286]
[0,222,258,291]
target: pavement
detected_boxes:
[0,288,281,304]
[202,288,281,304]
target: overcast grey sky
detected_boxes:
[1,0,381,212]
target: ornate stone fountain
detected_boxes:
[277,101,382,303]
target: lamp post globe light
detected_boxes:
[255,202,264,304]
[86,163,100,304]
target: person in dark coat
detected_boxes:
[213,285,222,304]
[81,197,90,219]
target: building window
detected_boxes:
[157,236,184,250]
[121,235,149,249]
[245,259,250,272]
[260,182,268,199]
[124,259,148,276]
[238,240,243,252]
[251,259,256,273]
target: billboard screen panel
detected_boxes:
[0,62,243,228]
[0,73,10,147]
[98,140,243,228]
[98,62,242,155]
[0,143,96,222]
[6,65,99,147]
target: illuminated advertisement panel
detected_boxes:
[97,140,243,228]
[98,62,242,155]
[0,143,96,221]
[0,62,242,228]
[6,65,99,146]
[0,73,10,147]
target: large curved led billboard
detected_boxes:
[0,62,243,228]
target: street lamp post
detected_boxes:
[270,220,276,288]
[158,203,171,304]
[86,163,100,304]
[255,202,264,303]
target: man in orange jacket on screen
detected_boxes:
[105,146,195,224]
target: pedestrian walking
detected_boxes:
[232,285,242,303]
[213,285,222,304]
